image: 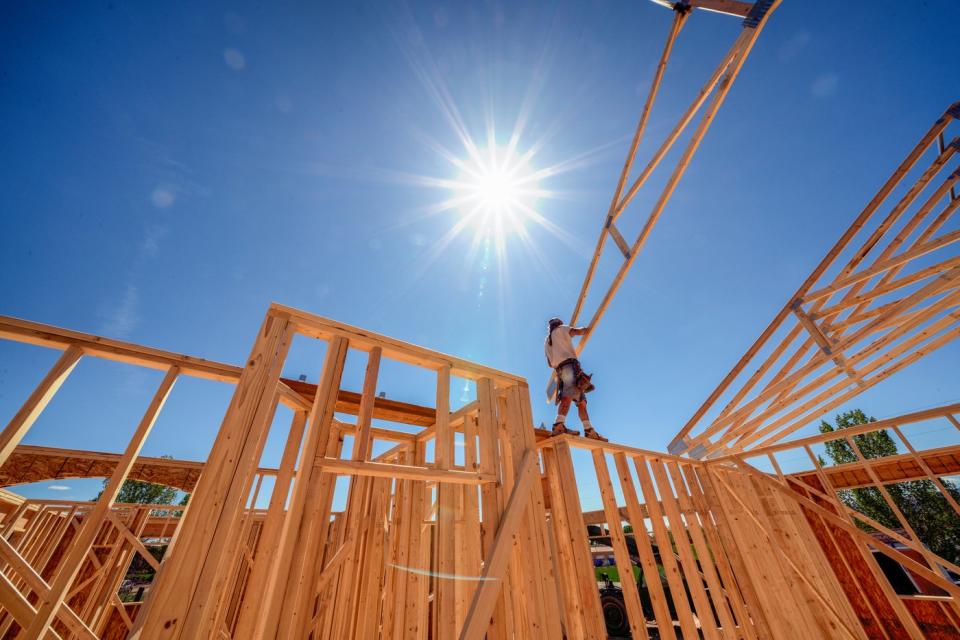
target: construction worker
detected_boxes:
[545,318,607,441]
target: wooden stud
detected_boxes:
[592,449,649,639]
[649,457,722,640]
[232,410,308,637]
[666,460,738,639]
[353,347,383,461]
[23,366,178,639]
[634,455,700,639]
[613,451,677,638]
[0,345,82,466]
[681,463,761,640]
[460,451,536,640]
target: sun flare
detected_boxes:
[449,144,543,237]
[401,121,588,300]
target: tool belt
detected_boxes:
[555,358,596,402]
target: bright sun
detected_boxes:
[399,116,587,300]
[476,169,513,207]
[392,32,601,300]
[450,144,542,237]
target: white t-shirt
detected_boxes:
[545,326,577,368]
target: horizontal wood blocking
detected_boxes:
[284,378,437,428]
[315,458,496,484]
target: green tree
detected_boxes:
[92,456,189,602]
[93,455,177,506]
[96,479,177,505]
[820,409,960,564]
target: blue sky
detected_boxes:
[2,0,959,506]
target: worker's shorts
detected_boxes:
[557,362,585,404]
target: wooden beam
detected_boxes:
[575,15,780,361]
[266,336,348,640]
[634,454,700,639]
[708,467,870,640]
[130,314,293,640]
[459,451,537,640]
[276,380,311,411]
[275,303,526,385]
[352,347,382,461]
[0,569,41,630]
[607,222,632,260]
[0,315,439,429]
[690,0,753,17]
[790,301,836,355]
[434,365,457,638]
[540,432,688,463]
[316,458,494,485]
[105,511,163,571]
[333,420,417,444]
[613,452,676,638]
[314,540,355,592]
[284,378,437,428]
[0,444,205,493]
[570,7,688,324]
[724,455,960,601]
[804,228,960,304]
[0,534,51,598]
[475,378,508,639]
[0,316,233,381]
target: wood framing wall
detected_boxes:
[1,308,960,638]
[539,436,867,640]
[0,498,188,639]
[0,306,561,639]
[715,405,960,639]
[3,4,958,638]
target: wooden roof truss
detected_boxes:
[670,102,960,458]
[559,0,782,383]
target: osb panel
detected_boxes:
[0,446,203,493]
[792,445,960,491]
[903,599,960,640]
[100,603,143,640]
[793,474,911,640]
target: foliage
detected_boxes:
[92,455,187,594]
[96,479,177,505]
[93,455,180,506]
[819,409,960,564]
[126,544,167,577]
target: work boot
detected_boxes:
[584,427,608,442]
[552,422,580,436]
